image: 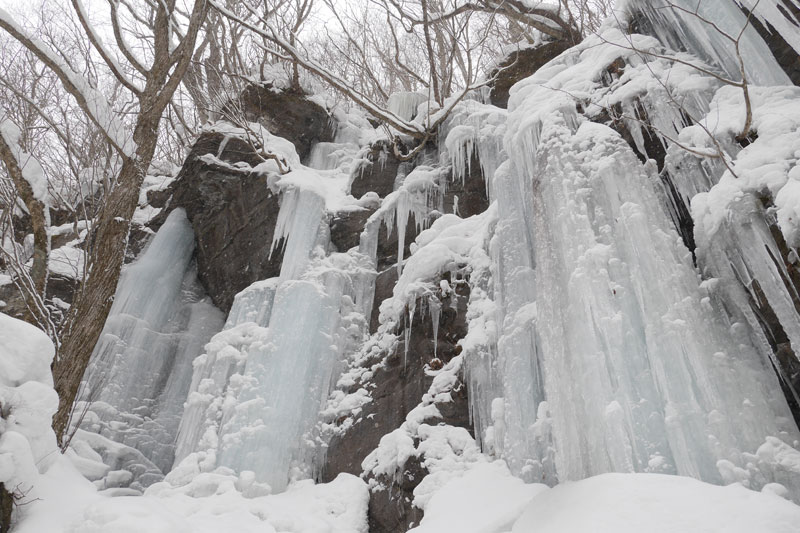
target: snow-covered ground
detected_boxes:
[1,325,798,533]
[5,0,800,530]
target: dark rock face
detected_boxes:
[490,40,572,108]
[232,85,335,161]
[169,132,284,313]
[350,141,402,199]
[330,208,374,253]
[367,455,426,533]
[322,275,472,532]
[370,267,398,333]
[441,152,491,219]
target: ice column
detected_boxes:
[81,209,224,473]
[496,107,799,492]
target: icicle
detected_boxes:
[387,91,427,121]
[404,299,417,370]
[271,187,326,280]
[429,294,441,358]
[396,189,411,277]
[442,100,508,201]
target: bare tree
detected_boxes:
[0,0,210,444]
[211,0,581,159]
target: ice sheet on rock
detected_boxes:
[441,100,508,197]
[215,280,343,492]
[224,278,280,328]
[621,0,793,86]
[306,141,359,174]
[79,209,225,476]
[387,91,428,122]
[487,30,800,495]
[176,203,373,492]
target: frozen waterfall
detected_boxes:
[77,209,224,477]
[173,176,374,492]
[74,0,800,509]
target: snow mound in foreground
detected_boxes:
[0,312,59,497]
[513,473,800,533]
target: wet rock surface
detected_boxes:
[490,40,572,108]
[232,84,335,161]
[350,140,402,199]
[169,132,284,313]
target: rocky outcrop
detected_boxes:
[350,140,403,199]
[168,132,283,313]
[322,274,472,532]
[232,84,335,160]
[489,40,572,108]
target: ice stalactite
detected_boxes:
[364,165,445,277]
[173,175,374,492]
[79,209,224,475]
[271,186,326,281]
[429,296,441,358]
[472,19,800,497]
[442,100,507,198]
[623,0,795,86]
[387,91,428,122]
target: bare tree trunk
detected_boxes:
[0,134,49,325]
[0,483,12,533]
[51,110,158,444]
[46,0,211,445]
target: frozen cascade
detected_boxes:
[68,4,800,514]
[79,209,225,473]
[173,180,374,492]
[466,15,800,497]
[489,160,553,483]
[624,0,795,86]
[387,91,428,121]
[215,279,343,491]
[307,141,359,173]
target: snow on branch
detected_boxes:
[0,8,136,159]
[71,0,143,95]
[211,0,429,139]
